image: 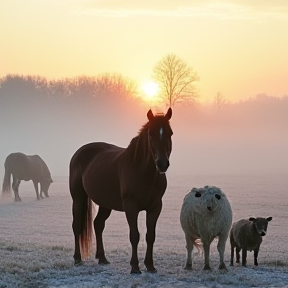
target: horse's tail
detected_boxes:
[70,151,93,260]
[79,195,93,259]
[2,161,11,193]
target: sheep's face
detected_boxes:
[193,186,223,214]
[249,217,273,236]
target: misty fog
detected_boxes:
[0,76,287,178]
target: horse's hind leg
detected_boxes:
[94,206,111,264]
[72,198,84,265]
[12,177,21,202]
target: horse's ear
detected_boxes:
[147,109,154,121]
[165,107,172,120]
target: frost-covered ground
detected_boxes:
[0,173,287,288]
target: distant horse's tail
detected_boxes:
[2,162,11,194]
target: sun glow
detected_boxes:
[142,81,159,99]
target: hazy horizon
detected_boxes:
[0,78,287,177]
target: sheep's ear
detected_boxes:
[249,217,256,222]
[215,194,221,200]
[266,217,273,222]
[195,191,201,198]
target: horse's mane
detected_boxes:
[128,113,166,164]
[33,155,51,178]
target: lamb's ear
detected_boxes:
[165,107,172,120]
[147,109,154,121]
[249,217,256,222]
[266,217,273,222]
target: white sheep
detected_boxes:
[180,185,232,271]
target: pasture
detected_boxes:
[0,173,288,288]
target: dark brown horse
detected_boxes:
[2,152,53,201]
[69,108,173,274]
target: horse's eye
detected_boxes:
[195,192,201,198]
[215,194,221,200]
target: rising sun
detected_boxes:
[141,81,159,99]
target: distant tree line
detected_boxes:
[0,73,139,101]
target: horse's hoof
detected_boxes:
[15,198,22,202]
[74,259,83,266]
[146,267,157,273]
[98,257,110,265]
[184,264,192,270]
[130,267,141,274]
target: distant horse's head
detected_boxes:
[41,177,53,197]
[147,108,173,173]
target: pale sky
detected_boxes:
[1,0,287,102]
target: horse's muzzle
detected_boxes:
[156,159,170,173]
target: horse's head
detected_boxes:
[41,177,53,197]
[147,108,173,173]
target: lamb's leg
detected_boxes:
[203,241,212,270]
[236,247,241,264]
[217,235,228,270]
[242,248,247,266]
[254,247,260,266]
[230,244,235,266]
[230,232,235,266]
[184,234,194,270]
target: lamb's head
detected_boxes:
[249,217,273,236]
[192,186,224,214]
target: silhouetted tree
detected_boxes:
[214,91,227,110]
[153,54,199,107]
[95,73,139,99]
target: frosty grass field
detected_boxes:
[0,173,287,288]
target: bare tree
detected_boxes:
[214,91,227,110]
[153,54,199,107]
[95,73,139,99]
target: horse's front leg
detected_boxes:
[124,201,140,274]
[33,180,40,200]
[12,177,21,202]
[144,201,162,273]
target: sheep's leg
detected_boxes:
[242,248,247,266]
[184,234,194,270]
[230,244,234,266]
[203,241,212,270]
[236,247,241,263]
[217,235,228,270]
[254,248,259,266]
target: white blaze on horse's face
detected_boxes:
[160,127,163,140]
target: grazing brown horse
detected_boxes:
[69,108,173,274]
[2,152,53,201]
